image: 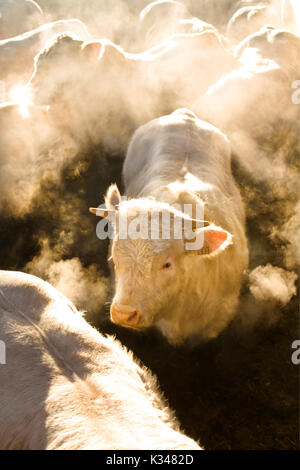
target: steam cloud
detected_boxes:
[249,264,297,304]
[25,239,108,321]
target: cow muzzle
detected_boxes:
[110,304,141,328]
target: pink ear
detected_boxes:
[185,225,232,255]
[81,41,103,61]
[205,228,230,253]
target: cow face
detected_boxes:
[90,184,232,331]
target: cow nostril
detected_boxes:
[111,305,141,327]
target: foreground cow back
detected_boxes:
[0,270,200,450]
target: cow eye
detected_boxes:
[162,261,172,270]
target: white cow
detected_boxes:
[90,109,249,345]
[0,270,201,450]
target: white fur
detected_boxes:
[0,270,200,450]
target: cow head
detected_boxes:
[90,184,232,330]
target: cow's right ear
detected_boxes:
[105,184,121,211]
[81,41,103,61]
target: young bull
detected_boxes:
[0,270,200,450]
[90,109,249,345]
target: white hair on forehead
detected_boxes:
[152,239,171,253]
[118,197,188,218]
[119,197,167,212]
[121,239,171,258]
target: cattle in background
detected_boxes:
[174,17,218,36]
[138,0,217,49]
[0,270,201,450]
[90,109,248,345]
[235,25,300,78]
[0,20,91,98]
[28,31,235,150]
[182,0,238,31]
[32,0,142,50]
[226,4,281,44]
[183,0,266,32]
[0,0,43,40]
[196,25,300,161]
[227,0,299,43]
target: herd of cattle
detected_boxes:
[0,0,299,450]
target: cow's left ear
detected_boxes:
[105,184,121,211]
[185,225,232,256]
